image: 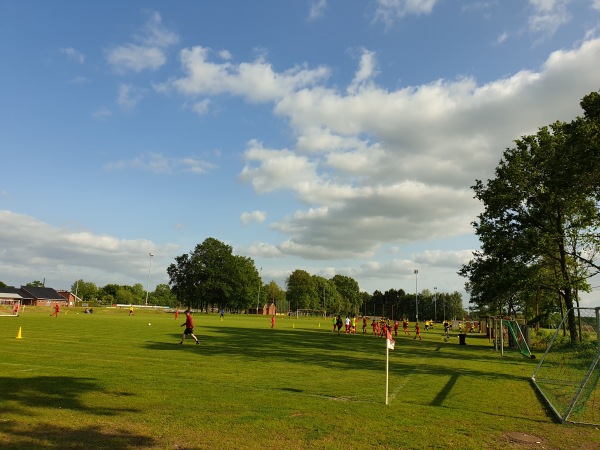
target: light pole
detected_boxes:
[74,268,80,306]
[434,286,437,323]
[414,269,419,322]
[256,267,262,315]
[145,252,154,307]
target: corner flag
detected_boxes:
[386,330,395,350]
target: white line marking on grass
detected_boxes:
[387,350,434,403]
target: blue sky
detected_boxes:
[1,0,600,306]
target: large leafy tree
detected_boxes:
[167,237,260,311]
[461,91,600,342]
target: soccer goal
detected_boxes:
[0,299,21,317]
[504,319,535,359]
[531,307,600,426]
[294,309,326,318]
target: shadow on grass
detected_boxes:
[0,376,150,448]
[0,420,155,449]
[145,325,537,383]
[0,376,139,416]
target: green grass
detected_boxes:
[1,308,599,449]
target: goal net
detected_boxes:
[531,307,599,426]
[504,320,534,359]
[0,299,21,317]
[294,309,326,318]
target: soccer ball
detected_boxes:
[148,323,151,326]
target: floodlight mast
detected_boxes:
[145,253,154,307]
[414,269,419,322]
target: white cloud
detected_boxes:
[527,0,572,37]
[239,242,282,258]
[104,152,217,175]
[0,210,178,289]
[234,37,600,261]
[240,210,267,225]
[347,49,378,94]
[374,0,438,26]
[164,46,330,102]
[106,44,166,73]
[106,11,179,73]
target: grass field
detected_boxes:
[1,307,599,449]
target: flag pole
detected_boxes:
[385,343,389,404]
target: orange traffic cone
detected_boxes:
[16,327,22,339]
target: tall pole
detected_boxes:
[145,252,154,307]
[434,286,437,323]
[75,268,80,306]
[256,267,262,315]
[414,269,419,322]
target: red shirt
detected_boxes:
[185,313,194,328]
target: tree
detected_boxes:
[331,274,361,315]
[265,281,286,312]
[167,237,260,311]
[460,91,600,342]
[286,270,317,311]
[150,283,177,307]
[26,280,44,287]
[70,280,98,302]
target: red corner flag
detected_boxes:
[386,329,395,350]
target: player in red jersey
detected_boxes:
[178,310,200,345]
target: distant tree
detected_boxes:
[150,283,177,307]
[0,281,7,288]
[265,280,286,312]
[70,280,98,301]
[331,274,361,315]
[26,280,44,287]
[286,270,317,311]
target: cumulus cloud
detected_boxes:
[240,210,267,225]
[162,46,330,102]
[0,210,178,289]
[236,38,600,261]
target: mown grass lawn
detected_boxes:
[1,307,598,449]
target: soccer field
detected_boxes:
[1,308,598,449]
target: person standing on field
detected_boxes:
[179,309,200,345]
[414,322,422,340]
[50,303,60,318]
[271,315,276,328]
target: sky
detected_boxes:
[1,0,600,307]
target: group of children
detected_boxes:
[330,315,428,340]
